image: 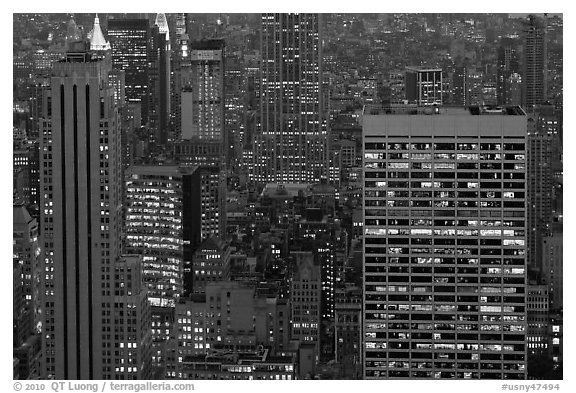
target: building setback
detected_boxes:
[362,105,527,379]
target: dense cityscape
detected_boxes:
[12,13,562,380]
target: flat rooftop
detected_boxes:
[364,105,526,117]
[363,105,527,137]
[127,165,198,176]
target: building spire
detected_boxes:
[89,14,111,51]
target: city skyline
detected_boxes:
[11,11,564,383]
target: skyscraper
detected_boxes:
[496,40,519,106]
[125,166,186,308]
[181,39,225,142]
[362,105,528,379]
[255,13,326,184]
[452,65,466,106]
[148,14,171,145]
[125,165,224,304]
[524,15,547,110]
[13,203,42,380]
[108,18,150,124]
[40,45,122,379]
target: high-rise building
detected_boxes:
[148,14,171,145]
[125,165,224,304]
[334,285,362,379]
[112,255,153,379]
[506,73,523,106]
[40,46,122,379]
[181,39,225,142]
[451,66,466,106]
[526,284,549,355]
[405,67,443,106]
[13,204,41,335]
[466,68,484,106]
[362,105,527,379]
[255,13,326,184]
[125,166,186,308]
[290,252,321,363]
[13,204,42,380]
[189,237,231,295]
[542,230,562,311]
[524,15,547,110]
[108,18,150,124]
[526,107,559,273]
[496,41,519,106]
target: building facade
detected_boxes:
[362,105,528,379]
[40,47,122,379]
[524,15,547,110]
[255,13,327,183]
[405,67,443,106]
[125,166,186,308]
[181,39,225,142]
[108,18,150,124]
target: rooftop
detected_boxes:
[364,105,526,117]
[406,66,443,72]
[127,165,198,176]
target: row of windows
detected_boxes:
[365,143,524,151]
[365,172,525,180]
[366,181,525,189]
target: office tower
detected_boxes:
[526,285,549,355]
[451,66,466,106]
[14,146,30,203]
[524,15,547,110]
[526,109,558,273]
[363,105,527,379]
[108,69,125,108]
[112,255,153,379]
[334,286,362,379]
[506,73,523,106]
[171,13,190,141]
[256,13,326,184]
[148,14,171,145]
[174,14,189,57]
[180,39,225,143]
[39,47,122,379]
[482,81,497,106]
[167,280,289,379]
[125,165,223,302]
[189,237,231,295]
[125,166,186,308]
[405,67,443,106]
[466,68,484,106]
[542,230,562,311]
[496,41,519,106]
[108,18,150,124]
[13,204,41,333]
[225,62,245,166]
[13,204,42,380]
[290,252,321,363]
